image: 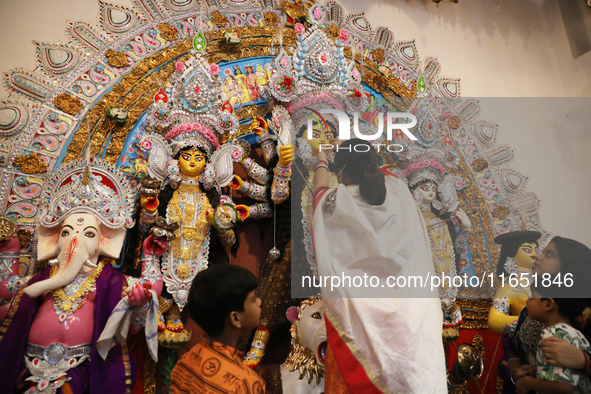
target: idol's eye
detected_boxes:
[325,134,334,140]
[312,132,320,139]
[311,312,322,319]
[181,154,191,161]
[61,229,70,237]
[196,156,204,162]
[85,231,96,238]
[523,248,532,254]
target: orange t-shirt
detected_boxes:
[170,338,265,394]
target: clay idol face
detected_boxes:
[416,181,438,204]
[513,242,537,270]
[178,149,206,177]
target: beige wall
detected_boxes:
[1,0,589,242]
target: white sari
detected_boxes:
[313,174,447,393]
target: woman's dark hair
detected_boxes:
[539,237,591,342]
[551,236,591,282]
[334,139,386,206]
[188,264,257,336]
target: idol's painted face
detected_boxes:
[178,149,206,177]
[513,242,538,270]
[307,127,336,154]
[416,181,438,204]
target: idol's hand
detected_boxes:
[231,175,244,192]
[278,145,294,167]
[140,195,159,214]
[205,209,215,226]
[127,282,152,308]
[235,205,250,220]
[454,209,472,231]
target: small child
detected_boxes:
[516,284,591,394]
[170,265,265,394]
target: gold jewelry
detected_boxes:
[169,186,210,260]
[51,261,106,318]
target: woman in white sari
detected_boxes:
[312,139,446,393]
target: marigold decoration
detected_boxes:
[54,93,83,116]
[211,11,228,28]
[0,215,17,241]
[264,11,279,26]
[372,47,386,64]
[105,48,128,68]
[17,229,32,249]
[327,24,340,39]
[448,115,461,129]
[493,206,511,220]
[12,152,48,174]
[157,23,178,41]
[472,158,489,172]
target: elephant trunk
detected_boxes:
[24,236,90,298]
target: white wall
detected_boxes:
[1,0,589,242]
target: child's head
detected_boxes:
[188,264,260,336]
[527,285,588,326]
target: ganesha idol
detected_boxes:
[0,159,159,394]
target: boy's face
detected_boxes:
[236,290,261,332]
[526,291,549,322]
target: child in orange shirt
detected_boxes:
[170,265,264,394]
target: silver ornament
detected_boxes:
[268,247,281,261]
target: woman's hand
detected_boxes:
[540,336,586,369]
[515,375,535,394]
[513,364,535,382]
[317,150,328,162]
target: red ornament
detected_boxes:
[222,100,233,113]
[154,88,168,103]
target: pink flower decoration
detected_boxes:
[209,63,220,76]
[231,149,242,160]
[402,159,445,178]
[294,23,305,35]
[339,29,349,42]
[175,61,185,72]
[165,122,220,149]
[443,109,452,119]
[410,106,419,115]
[314,8,322,19]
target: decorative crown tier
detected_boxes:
[39,159,137,229]
[398,146,459,187]
[146,53,238,136]
[268,23,368,112]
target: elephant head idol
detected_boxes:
[0,159,141,394]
